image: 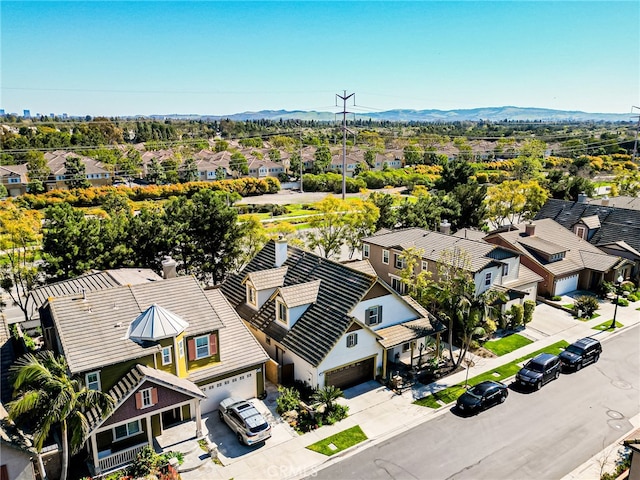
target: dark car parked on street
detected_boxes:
[559,337,602,371]
[516,353,561,390]
[455,380,509,414]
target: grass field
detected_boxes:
[483,334,533,356]
[306,426,368,456]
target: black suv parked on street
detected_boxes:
[516,353,561,390]
[559,337,602,371]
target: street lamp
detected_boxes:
[610,275,625,330]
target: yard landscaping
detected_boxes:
[593,320,623,330]
[306,426,368,456]
[413,340,570,408]
[483,334,533,356]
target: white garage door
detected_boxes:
[199,370,258,414]
[555,274,579,296]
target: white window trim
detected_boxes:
[277,299,288,324]
[85,371,101,391]
[161,346,172,366]
[363,244,370,258]
[247,284,257,306]
[346,332,358,348]
[195,335,210,360]
[394,253,405,269]
[421,260,428,271]
[575,226,586,239]
[178,340,185,358]
[382,249,389,265]
[113,420,141,441]
[140,387,153,408]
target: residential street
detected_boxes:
[310,325,639,480]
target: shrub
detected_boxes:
[325,403,349,425]
[574,295,599,318]
[551,295,562,301]
[510,304,524,327]
[615,297,629,307]
[276,386,300,414]
[523,300,536,324]
[475,172,489,184]
[627,294,638,302]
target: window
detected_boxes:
[502,263,509,276]
[402,342,410,353]
[161,346,172,365]
[485,272,492,287]
[346,333,358,348]
[265,336,271,345]
[363,244,370,258]
[391,277,406,294]
[365,305,383,326]
[575,226,586,239]
[394,253,405,269]
[247,285,257,305]
[85,371,101,391]
[195,336,210,359]
[382,249,389,264]
[114,420,141,441]
[277,300,288,324]
[141,388,153,407]
[421,260,428,271]
[136,387,157,409]
[178,340,184,358]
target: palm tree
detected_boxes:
[312,385,344,412]
[7,351,114,480]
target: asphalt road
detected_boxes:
[311,326,640,480]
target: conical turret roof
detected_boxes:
[126,304,189,342]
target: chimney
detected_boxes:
[577,193,588,204]
[162,256,177,279]
[274,238,288,267]
[525,223,536,236]
[601,195,609,206]
[439,220,451,235]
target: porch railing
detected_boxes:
[98,442,148,473]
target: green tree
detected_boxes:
[230,152,249,177]
[485,180,549,229]
[343,199,380,259]
[146,158,166,184]
[289,152,302,179]
[127,204,168,272]
[403,144,424,165]
[215,140,229,152]
[513,139,545,181]
[8,351,114,480]
[0,204,42,321]
[181,157,199,183]
[368,192,398,230]
[64,156,90,189]
[41,203,100,279]
[436,158,475,192]
[164,189,244,284]
[26,151,50,194]
[312,145,331,174]
[120,148,143,180]
[236,215,269,271]
[306,196,350,259]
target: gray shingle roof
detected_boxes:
[245,267,288,290]
[48,276,226,373]
[221,241,379,367]
[488,219,620,276]
[534,198,640,253]
[362,228,517,272]
[278,280,321,308]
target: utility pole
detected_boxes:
[336,90,355,200]
[631,106,640,164]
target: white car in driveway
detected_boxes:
[218,397,272,446]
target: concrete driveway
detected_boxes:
[524,302,577,339]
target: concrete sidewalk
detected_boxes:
[182,297,640,480]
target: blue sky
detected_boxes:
[2,1,638,116]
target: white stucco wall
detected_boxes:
[474,264,503,295]
[351,294,418,329]
[498,256,521,284]
[1,448,35,480]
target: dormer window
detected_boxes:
[549,252,566,262]
[247,285,257,306]
[277,300,288,324]
[575,226,586,239]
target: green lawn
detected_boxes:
[414,340,570,408]
[578,313,600,321]
[593,320,623,330]
[483,334,533,356]
[306,426,368,456]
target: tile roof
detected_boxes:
[362,227,517,272]
[587,196,640,210]
[580,215,601,229]
[503,265,543,288]
[245,267,288,290]
[452,228,488,241]
[278,280,321,308]
[487,219,620,276]
[377,317,444,349]
[221,241,379,366]
[48,276,226,373]
[534,198,640,254]
[342,259,378,276]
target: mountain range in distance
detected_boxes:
[151,106,633,123]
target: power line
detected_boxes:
[336,90,355,200]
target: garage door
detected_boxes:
[199,370,258,414]
[555,274,579,296]
[325,357,375,390]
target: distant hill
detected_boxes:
[153,106,632,122]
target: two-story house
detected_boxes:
[485,219,627,296]
[38,274,268,476]
[221,240,445,391]
[361,226,542,311]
